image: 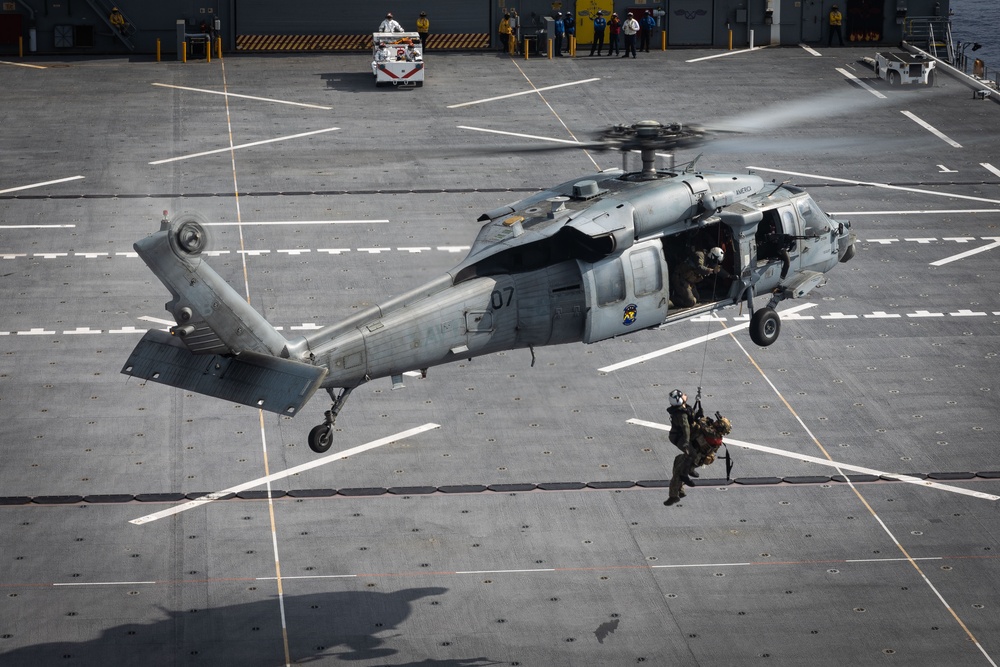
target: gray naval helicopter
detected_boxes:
[121,121,856,453]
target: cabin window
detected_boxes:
[796,196,831,236]
[594,258,626,306]
[629,247,663,297]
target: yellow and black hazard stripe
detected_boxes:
[236,33,489,52]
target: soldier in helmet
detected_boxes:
[664,388,697,507]
[673,245,729,309]
[666,409,732,507]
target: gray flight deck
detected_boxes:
[1,45,999,666]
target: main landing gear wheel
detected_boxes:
[309,424,333,453]
[750,307,781,347]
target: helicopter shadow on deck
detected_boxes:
[0,587,498,666]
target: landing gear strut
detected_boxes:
[308,387,354,453]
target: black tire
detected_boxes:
[888,69,901,86]
[749,307,781,347]
[308,424,333,453]
[840,243,856,263]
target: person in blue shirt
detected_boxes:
[552,12,565,57]
[639,10,656,52]
[589,12,607,56]
[563,12,575,53]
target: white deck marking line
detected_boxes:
[835,67,887,99]
[930,236,1000,266]
[149,127,340,165]
[982,163,1000,178]
[900,110,962,148]
[0,225,76,229]
[0,175,85,195]
[151,82,333,110]
[447,78,601,108]
[598,303,817,373]
[686,46,767,62]
[748,166,1000,205]
[798,43,822,57]
[829,209,1000,215]
[0,60,46,69]
[54,581,157,586]
[457,125,584,146]
[628,419,999,501]
[128,423,440,525]
[205,220,389,226]
[138,316,174,326]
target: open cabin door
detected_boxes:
[580,240,670,344]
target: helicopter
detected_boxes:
[121,120,856,454]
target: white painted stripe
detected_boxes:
[54,581,157,586]
[151,82,333,110]
[685,46,767,62]
[931,237,1000,266]
[651,562,752,569]
[138,316,175,326]
[901,110,962,148]
[456,568,556,575]
[0,60,47,69]
[149,127,340,165]
[830,209,1000,216]
[457,125,584,146]
[0,225,76,229]
[748,166,1000,205]
[835,67,886,99]
[204,220,389,226]
[447,78,601,108]
[257,574,357,580]
[982,163,1000,178]
[799,43,822,57]
[628,418,1000,501]
[598,303,817,373]
[129,423,440,525]
[0,175,85,195]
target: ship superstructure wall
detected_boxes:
[0,0,950,55]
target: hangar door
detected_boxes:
[235,0,490,35]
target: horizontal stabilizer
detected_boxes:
[121,329,327,416]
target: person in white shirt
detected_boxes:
[371,41,391,75]
[378,13,403,33]
[622,12,639,58]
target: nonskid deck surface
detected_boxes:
[1,47,999,666]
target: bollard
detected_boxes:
[156,38,161,62]
[728,29,733,50]
[750,29,754,50]
[206,40,210,62]
[216,37,223,59]
[524,37,529,60]
[570,35,576,57]
[182,41,187,63]
[548,38,553,59]
[661,32,666,50]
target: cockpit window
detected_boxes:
[795,196,831,236]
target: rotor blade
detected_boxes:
[705,88,923,134]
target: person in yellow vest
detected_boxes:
[109,7,126,33]
[498,14,512,53]
[828,4,844,46]
[416,11,430,50]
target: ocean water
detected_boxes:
[948,0,1000,73]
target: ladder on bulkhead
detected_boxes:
[903,16,954,63]
[84,0,137,51]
